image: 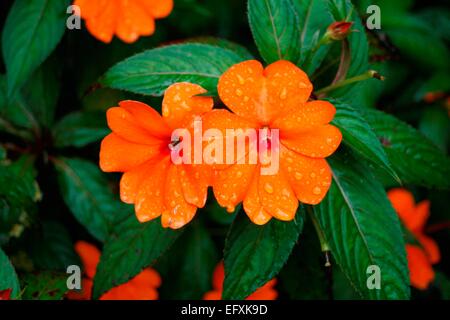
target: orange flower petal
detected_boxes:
[84,2,117,43]
[106,107,162,144]
[258,166,298,221]
[203,291,222,300]
[247,279,278,300]
[119,101,171,139]
[406,244,435,290]
[202,109,259,168]
[161,165,197,229]
[212,262,225,290]
[178,164,211,208]
[218,60,264,122]
[162,82,213,130]
[218,60,312,125]
[417,234,441,265]
[213,162,257,213]
[66,278,93,300]
[387,189,428,233]
[120,159,160,204]
[138,0,174,18]
[100,282,158,300]
[116,0,155,43]
[74,0,108,19]
[132,268,162,288]
[264,60,312,120]
[135,158,170,222]
[243,173,273,225]
[272,100,336,132]
[281,124,342,158]
[74,241,100,279]
[413,200,431,232]
[281,146,332,205]
[100,133,164,172]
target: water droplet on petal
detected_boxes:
[236,89,243,96]
[264,183,274,194]
[313,187,322,195]
[295,172,303,180]
[279,88,287,100]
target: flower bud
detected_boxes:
[325,21,354,41]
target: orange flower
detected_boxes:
[203,262,278,300]
[67,241,161,300]
[387,188,441,290]
[99,83,213,229]
[0,289,12,300]
[203,60,342,224]
[74,0,173,43]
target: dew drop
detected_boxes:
[313,187,322,195]
[279,88,287,100]
[236,89,243,96]
[295,172,303,180]
[264,183,274,194]
[310,172,316,178]
[237,74,245,85]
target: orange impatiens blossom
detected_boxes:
[66,241,161,300]
[74,0,173,43]
[203,262,277,300]
[99,83,213,229]
[203,60,342,224]
[387,188,441,290]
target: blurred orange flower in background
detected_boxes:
[73,0,173,43]
[67,241,161,300]
[204,60,342,225]
[388,188,441,290]
[203,262,278,300]
[99,83,213,229]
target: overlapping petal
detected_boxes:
[218,60,312,125]
[74,0,173,43]
[68,241,161,300]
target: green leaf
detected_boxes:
[21,271,68,300]
[314,148,410,299]
[279,218,328,299]
[362,109,450,189]
[331,99,399,182]
[2,0,70,95]
[0,74,37,138]
[93,218,182,299]
[21,58,61,128]
[101,43,246,96]
[186,37,254,60]
[29,221,80,271]
[419,107,449,152]
[0,247,20,298]
[327,0,370,104]
[383,14,449,70]
[0,157,39,240]
[247,0,301,64]
[52,112,109,148]
[157,222,218,299]
[291,0,333,74]
[223,208,304,300]
[54,157,122,242]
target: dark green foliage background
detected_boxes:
[0,0,449,300]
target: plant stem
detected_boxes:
[316,70,385,95]
[332,39,351,85]
[306,205,330,254]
